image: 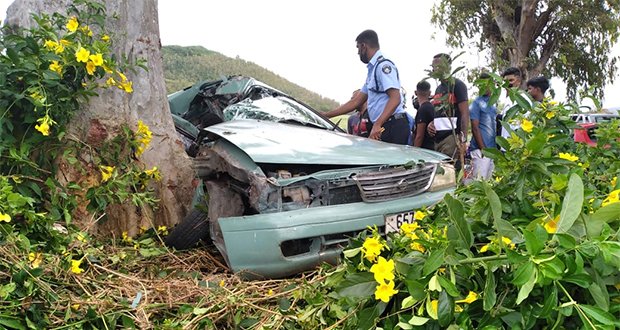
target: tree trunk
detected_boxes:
[5,0,195,236]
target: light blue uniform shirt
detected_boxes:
[360,50,404,123]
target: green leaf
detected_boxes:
[423,248,446,276]
[0,317,26,330]
[512,261,535,285]
[588,281,609,311]
[437,291,454,327]
[444,194,472,248]
[428,274,442,292]
[556,173,584,233]
[591,203,620,223]
[539,284,557,318]
[538,256,565,280]
[336,273,377,298]
[516,268,537,305]
[555,233,576,249]
[401,296,417,309]
[523,227,545,256]
[408,316,429,326]
[483,268,497,311]
[396,322,413,329]
[525,132,548,153]
[562,273,592,288]
[437,275,459,297]
[357,306,379,330]
[579,305,615,326]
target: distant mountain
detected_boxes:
[161,45,340,112]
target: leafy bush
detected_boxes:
[288,81,620,329]
[0,1,162,327]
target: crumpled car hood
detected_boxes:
[205,120,449,165]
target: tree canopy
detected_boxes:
[432,0,620,99]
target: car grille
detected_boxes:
[353,163,437,202]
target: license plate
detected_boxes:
[385,211,416,234]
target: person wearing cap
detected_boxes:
[325,29,410,145]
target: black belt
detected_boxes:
[385,112,407,122]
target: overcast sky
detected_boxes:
[2,0,620,109]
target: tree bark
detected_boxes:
[5,0,195,236]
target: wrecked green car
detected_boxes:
[166,75,455,279]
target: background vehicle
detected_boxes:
[166,75,456,279]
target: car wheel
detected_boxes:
[165,208,209,250]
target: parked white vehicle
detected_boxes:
[570,113,620,124]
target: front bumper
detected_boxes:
[218,188,453,279]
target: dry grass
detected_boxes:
[0,240,325,329]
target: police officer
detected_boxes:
[325,29,410,145]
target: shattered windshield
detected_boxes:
[223,96,332,129]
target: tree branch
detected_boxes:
[518,0,540,58]
[532,35,556,77]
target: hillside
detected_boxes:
[161,45,340,112]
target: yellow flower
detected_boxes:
[267,289,274,296]
[219,280,225,287]
[60,39,71,46]
[106,77,116,86]
[118,71,128,82]
[44,39,57,50]
[602,189,620,207]
[100,165,115,182]
[370,257,395,284]
[374,280,398,303]
[66,16,79,32]
[35,119,51,136]
[521,119,533,133]
[479,243,490,253]
[611,177,617,188]
[544,215,559,233]
[455,291,478,304]
[75,47,90,63]
[414,210,426,221]
[103,64,113,73]
[410,242,426,253]
[558,152,579,162]
[81,25,93,37]
[71,259,84,274]
[120,80,133,93]
[75,233,87,242]
[135,121,153,156]
[157,225,168,235]
[28,252,43,268]
[121,231,133,243]
[545,111,555,119]
[144,167,162,181]
[71,304,80,311]
[102,34,110,42]
[89,53,104,67]
[49,60,62,74]
[362,236,384,262]
[548,100,558,106]
[0,213,11,222]
[85,61,96,75]
[400,222,418,236]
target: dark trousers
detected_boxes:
[380,117,410,145]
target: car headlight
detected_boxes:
[428,162,456,192]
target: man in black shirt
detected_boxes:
[413,80,435,150]
[429,53,469,169]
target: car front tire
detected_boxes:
[165,208,209,250]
